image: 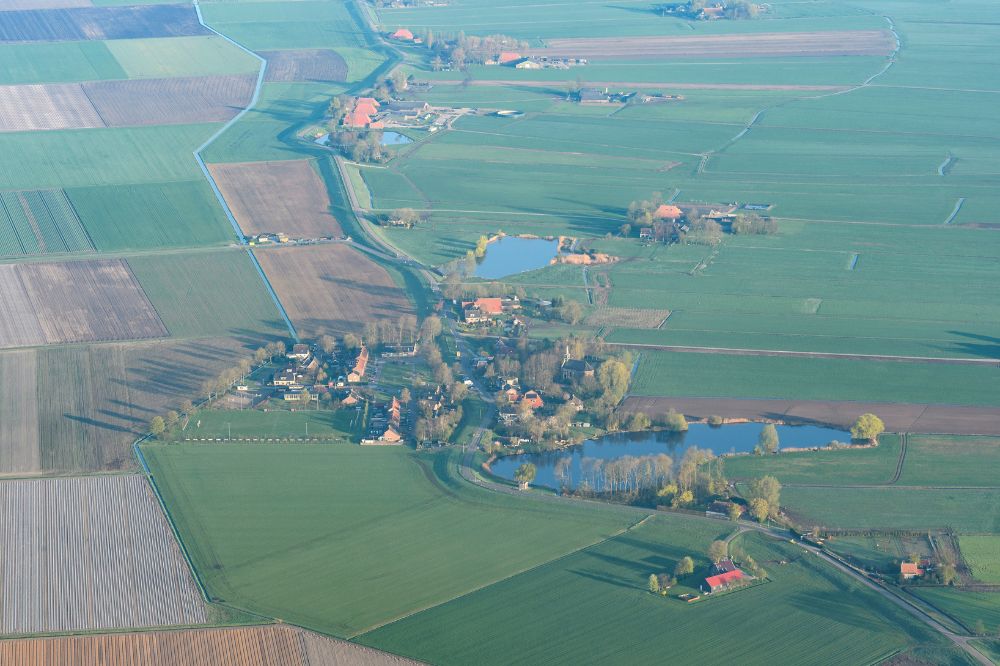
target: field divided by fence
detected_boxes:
[0,474,206,634]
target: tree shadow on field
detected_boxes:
[943,331,1000,360]
[608,5,660,16]
[785,591,882,631]
[570,568,639,591]
[65,413,134,434]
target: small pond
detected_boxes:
[474,237,559,279]
[381,131,413,145]
[490,423,850,491]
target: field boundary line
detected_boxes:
[188,0,298,341]
[608,341,1000,365]
[348,516,654,639]
[943,197,965,225]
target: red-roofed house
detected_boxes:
[391,28,414,41]
[654,204,684,220]
[521,390,544,410]
[462,297,504,323]
[704,569,746,593]
[355,101,379,116]
[357,97,380,108]
[498,51,522,64]
[344,108,373,128]
[347,345,369,383]
[900,562,924,579]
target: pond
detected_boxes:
[474,236,559,279]
[381,131,413,145]
[489,423,850,491]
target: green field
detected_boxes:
[105,36,260,79]
[779,486,1000,534]
[66,180,235,251]
[184,409,360,440]
[0,189,93,257]
[0,41,126,84]
[0,124,218,189]
[143,444,641,637]
[201,0,371,50]
[128,250,286,339]
[959,536,1000,584]
[909,588,1000,636]
[359,530,945,665]
[630,351,1000,407]
[897,436,1000,488]
[823,534,933,574]
[723,435,901,485]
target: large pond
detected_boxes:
[490,423,850,491]
[381,131,413,145]
[474,237,559,279]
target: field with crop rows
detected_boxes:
[896,436,1000,487]
[0,41,126,85]
[84,75,256,126]
[105,36,260,79]
[261,49,348,83]
[0,4,207,42]
[0,474,205,634]
[209,159,343,238]
[0,189,93,256]
[0,82,104,131]
[254,244,412,337]
[359,529,942,665]
[0,351,39,474]
[0,625,418,665]
[0,259,166,348]
[143,444,638,637]
[200,0,370,51]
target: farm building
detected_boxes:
[355,100,380,116]
[515,60,543,70]
[900,562,924,579]
[654,204,684,220]
[347,345,369,383]
[713,558,738,574]
[288,343,311,360]
[498,51,522,64]
[462,297,504,323]
[391,28,414,41]
[273,366,305,388]
[578,87,610,103]
[704,569,746,593]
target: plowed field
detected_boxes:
[0,4,207,42]
[261,49,348,82]
[85,75,256,126]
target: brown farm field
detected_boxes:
[0,0,92,9]
[254,244,413,337]
[0,625,419,665]
[528,31,895,60]
[0,4,208,42]
[0,474,205,635]
[85,75,256,127]
[621,396,1000,436]
[261,49,348,82]
[0,76,255,131]
[0,337,253,474]
[209,160,343,238]
[0,259,168,349]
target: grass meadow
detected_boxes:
[105,36,261,78]
[722,435,900,484]
[897,436,1000,488]
[128,250,287,339]
[908,588,1000,636]
[630,351,1000,407]
[358,530,944,665]
[184,409,359,440]
[959,536,1000,584]
[143,444,640,637]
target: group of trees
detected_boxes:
[382,207,423,229]
[647,555,696,595]
[410,30,528,70]
[626,193,667,227]
[731,212,777,235]
[414,318,468,445]
[329,130,387,164]
[361,315,420,347]
[745,475,781,522]
[851,413,885,442]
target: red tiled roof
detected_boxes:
[901,562,923,576]
[392,28,414,40]
[474,297,503,314]
[345,109,372,127]
[498,51,522,64]
[654,204,683,219]
[355,101,379,116]
[705,569,745,589]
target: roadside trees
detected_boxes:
[150,416,165,439]
[749,497,770,523]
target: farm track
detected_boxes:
[608,341,1000,366]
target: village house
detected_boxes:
[515,60,542,70]
[497,51,521,65]
[521,390,544,410]
[347,344,369,383]
[385,100,430,119]
[653,203,684,221]
[504,386,520,403]
[462,297,504,323]
[391,28,414,41]
[901,562,924,580]
[639,227,653,240]
[704,569,746,593]
[287,343,311,361]
[273,366,305,388]
[382,343,418,358]
[341,390,362,407]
